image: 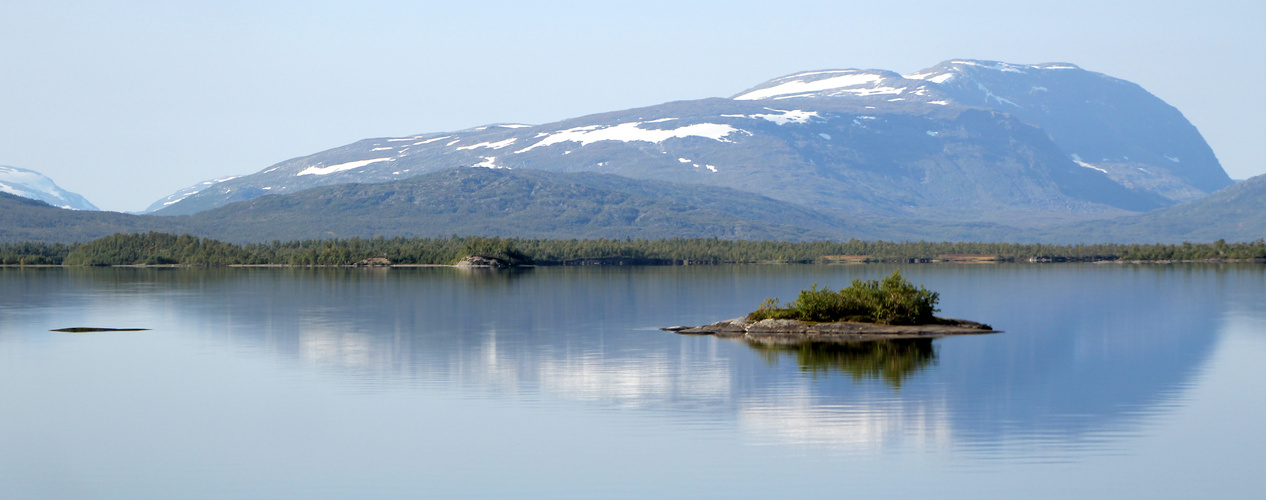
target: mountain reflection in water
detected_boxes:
[2,264,1255,454]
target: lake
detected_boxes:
[1,264,1264,498]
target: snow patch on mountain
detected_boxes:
[455,138,518,150]
[840,86,906,97]
[734,72,885,100]
[472,157,506,169]
[297,157,394,176]
[414,136,451,145]
[976,82,1021,108]
[1071,154,1109,174]
[905,70,956,83]
[515,122,748,153]
[0,165,99,210]
[748,108,820,125]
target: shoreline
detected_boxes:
[1,258,1264,269]
[664,317,999,343]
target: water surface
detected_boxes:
[1,264,1263,498]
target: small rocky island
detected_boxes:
[664,271,997,343]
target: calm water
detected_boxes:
[1,264,1264,498]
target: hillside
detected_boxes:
[180,167,861,242]
[0,192,176,243]
[5,168,1264,245]
[1045,174,1266,243]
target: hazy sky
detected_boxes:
[3,0,1264,211]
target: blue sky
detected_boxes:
[3,0,1263,211]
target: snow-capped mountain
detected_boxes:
[0,165,98,210]
[151,59,1231,226]
[732,60,1229,201]
[139,175,241,213]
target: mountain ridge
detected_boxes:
[1042,173,1266,243]
[4,168,1263,245]
[150,59,1228,230]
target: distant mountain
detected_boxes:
[139,175,241,213]
[1044,174,1266,243]
[0,165,99,210]
[0,192,175,243]
[151,59,1224,233]
[12,59,1248,245]
[736,60,1231,201]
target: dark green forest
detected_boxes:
[2,232,1265,267]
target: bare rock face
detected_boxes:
[665,318,748,336]
[664,317,996,344]
[454,255,510,268]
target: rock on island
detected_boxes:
[663,317,996,344]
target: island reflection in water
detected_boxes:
[0,264,1251,455]
[746,338,936,388]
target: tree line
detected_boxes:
[1,232,1264,266]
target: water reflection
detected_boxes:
[1,264,1257,456]
[747,339,937,388]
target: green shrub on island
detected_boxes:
[747,270,940,325]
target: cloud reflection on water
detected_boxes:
[3,264,1252,455]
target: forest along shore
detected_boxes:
[1,232,1264,267]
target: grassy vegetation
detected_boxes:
[747,270,940,325]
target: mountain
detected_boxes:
[914,61,1230,200]
[0,192,175,243]
[736,61,1231,201]
[139,175,241,213]
[151,59,1225,231]
[1043,174,1266,243]
[0,165,99,210]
